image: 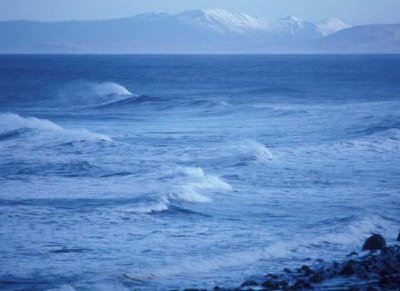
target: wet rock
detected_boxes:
[241,280,257,287]
[299,265,314,276]
[261,280,279,289]
[290,279,313,290]
[340,261,354,276]
[362,234,386,251]
[378,275,390,286]
[379,274,400,286]
[309,272,324,283]
[265,273,278,280]
[303,282,313,289]
[236,244,400,291]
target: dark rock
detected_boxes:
[380,268,391,276]
[290,279,313,290]
[362,234,386,251]
[241,280,257,287]
[299,265,314,276]
[261,280,279,289]
[397,231,400,241]
[340,261,354,276]
[379,275,390,286]
[290,279,304,290]
[232,245,400,291]
[380,274,400,286]
[309,272,324,283]
[265,273,278,280]
[303,282,313,289]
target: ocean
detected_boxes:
[0,55,399,290]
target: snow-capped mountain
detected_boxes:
[0,8,398,53]
[176,9,270,34]
[174,9,349,38]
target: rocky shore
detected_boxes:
[184,233,400,291]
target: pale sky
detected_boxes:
[1,0,400,25]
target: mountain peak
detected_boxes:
[176,9,267,34]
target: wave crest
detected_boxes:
[0,113,112,142]
[169,167,232,203]
[57,81,136,108]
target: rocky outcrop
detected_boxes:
[232,234,399,291]
[362,234,386,251]
[185,234,400,291]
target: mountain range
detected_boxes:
[0,9,399,53]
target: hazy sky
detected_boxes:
[1,0,400,24]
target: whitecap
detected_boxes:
[57,81,136,108]
[170,167,232,203]
[0,112,112,143]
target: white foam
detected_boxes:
[0,113,112,142]
[171,167,232,203]
[0,112,63,131]
[125,241,292,280]
[231,139,273,161]
[123,215,393,282]
[91,82,132,97]
[58,81,135,108]
[66,128,113,142]
[318,215,392,245]
[124,198,169,214]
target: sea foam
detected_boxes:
[0,113,112,142]
[170,167,232,203]
[57,81,135,108]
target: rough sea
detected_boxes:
[0,55,399,290]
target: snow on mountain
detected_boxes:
[317,18,352,36]
[176,9,269,34]
[174,9,349,39]
[1,8,396,53]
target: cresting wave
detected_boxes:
[170,167,232,203]
[55,81,234,111]
[121,167,233,214]
[0,113,112,142]
[57,81,137,108]
[235,139,273,162]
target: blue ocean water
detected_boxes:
[0,55,399,290]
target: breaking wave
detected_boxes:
[0,112,112,142]
[168,167,232,203]
[57,81,136,108]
